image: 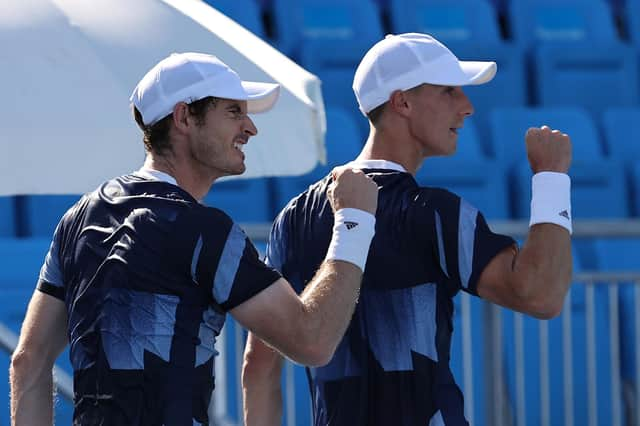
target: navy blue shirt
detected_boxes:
[37,173,280,425]
[266,163,514,426]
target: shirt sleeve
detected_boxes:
[36,222,66,301]
[192,210,282,312]
[430,191,515,296]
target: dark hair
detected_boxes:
[366,102,387,126]
[133,96,219,155]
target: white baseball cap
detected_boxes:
[130,52,280,126]
[353,33,497,115]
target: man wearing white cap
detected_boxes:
[10,52,379,425]
[243,33,573,425]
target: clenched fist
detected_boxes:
[525,125,572,174]
[327,167,378,215]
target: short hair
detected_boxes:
[366,84,428,126]
[133,96,219,155]
[366,102,387,126]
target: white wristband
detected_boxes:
[325,208,376,271]
[529,172,572,234]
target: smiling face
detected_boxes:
[405,84,474,157]
[188,98,258,178]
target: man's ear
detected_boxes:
[388,90,411,118]
[172,102,190,133]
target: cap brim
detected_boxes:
[242,81,280,113]
[458,61,497,85]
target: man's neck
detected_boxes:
[143,155,216,201]
[358,127,423,176]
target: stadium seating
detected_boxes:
[602,108,640,215]
[508,0,638,114]
[273,107,363,212]
[533,44,639,115]
[593,237,640,421]
[204,178,274,223]
[271,0,384,60]
[389,0,502,42]
[489,107,631,219]
[632,163,640,216]
[602,107,640,160]
[502,248,618,426]
[508,0,619,47]
[0,197,15,237]
[203,0,266,39]
[624,0,640,46]
[489,107,604,163]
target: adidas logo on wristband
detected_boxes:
[345,221,359,230]
[559,210,570,220]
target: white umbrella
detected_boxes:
[0,0,326,195]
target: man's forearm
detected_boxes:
[296,260,362,364]
[243,334,285,426]
[513,223,572,317]
[10,354,54,425]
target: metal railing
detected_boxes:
[1,220,639,425]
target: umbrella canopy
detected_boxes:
[0,0,326,195]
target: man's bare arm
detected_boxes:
[242,333,284,426]
[11,291,68,425]
[478,126,573,319]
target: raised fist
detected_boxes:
[525,125,572,174]
[327,167,378,215]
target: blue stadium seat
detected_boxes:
[273,108,363,212]
[509,0,619,47]
[593,238,640,411]
[271,0,384,60]
[203,0,266,39]
[512,160,629,219]
[632,162,640,216]
[314,67,364,136]
[204,178,274,223]
[602,107,640,160]
[508,0,636,115]
[489,107,604,163]
[0,238,74,424]
[389,0,502,42]
[602,108,640,215]
[489,107,629,219]
[624,0,640,46]
[21,195,81,237]
[533,44,639,114]
[0,197,15,237]
[502,248,617,426]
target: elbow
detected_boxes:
[288,336,336,367]
[292,343,334,367]
[526,299,564,320]
[521,280,570,320]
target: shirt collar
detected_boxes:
[133,167,178,187]
[345,159,407,173]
